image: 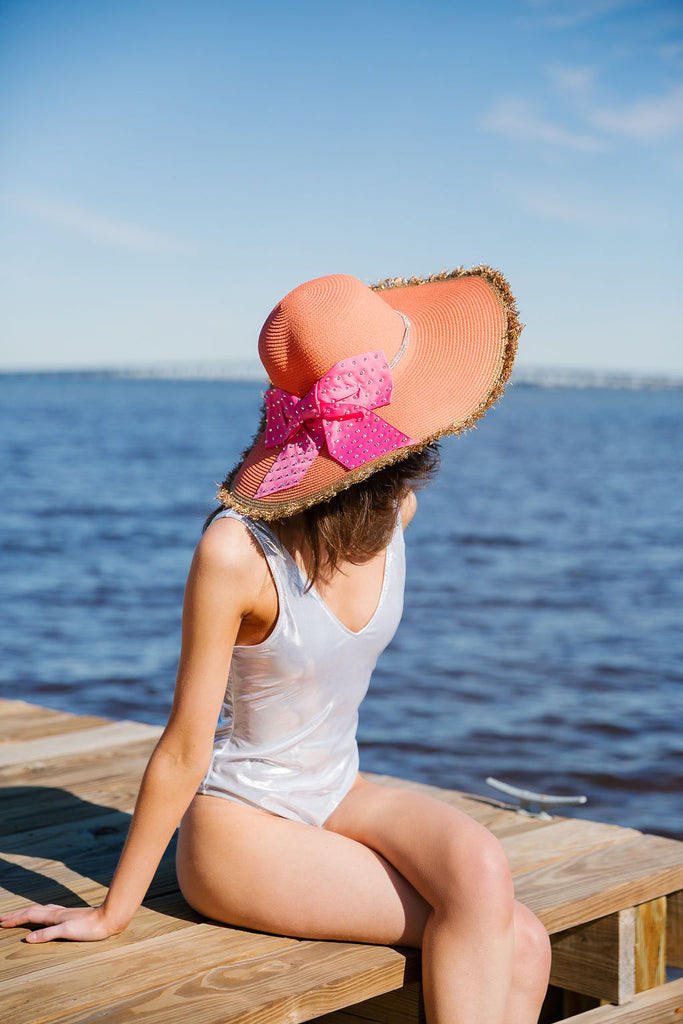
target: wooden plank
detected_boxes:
[61,942,417,1024]
[0,846,178,918]
[0,699,56,717]
[310,981,422,1022]
[0,753,153,830]
[1,809,138,871]
[1,807,131,857]
[0,780,177,916]
[0,736,154,782]
[0,892,199,980]
[502,819,640,876]
[0,888,197,953]
[549,908,635,1004]
[0,721,162,767]
[635,897,666,991]
[560,976,683,1023]
[667,890,683,969]
[1,708,111,743]
[469,807,556,840]
[0,929,415,1024]
[0,924,299,1024]
[514,834,683,934]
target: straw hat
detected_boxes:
[218,266,521,520]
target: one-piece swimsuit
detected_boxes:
[198,509,406,827]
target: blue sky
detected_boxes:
[1,0,682,373]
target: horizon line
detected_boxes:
[2,361,683,390]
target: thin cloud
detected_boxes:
[15,196,185,253]
[590,84,683,140]
[514,187,626,226]
[526,0,643,29]
[482,98,605,151]
[548,64,597,97]
[660,42,683,63]
[510,68,683,147]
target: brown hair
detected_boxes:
[205,443,440,587]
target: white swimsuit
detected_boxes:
[198,509,406,827]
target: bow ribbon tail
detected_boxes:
[255,424,324,498]
[325,412,415,470]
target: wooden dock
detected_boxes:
[1,697,682,1023]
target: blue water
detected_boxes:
[1,375,681,839]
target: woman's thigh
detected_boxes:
[323,777,514,911]
[325,779,550,990]
[176,792,429,946]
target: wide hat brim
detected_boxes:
[219,266,521,519]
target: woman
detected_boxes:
[1,269,551,1023]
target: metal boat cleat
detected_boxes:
[485,777,588,820]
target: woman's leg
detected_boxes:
[324,778,551,1024]
[178,784,550,1023]
[504,901,554,1024]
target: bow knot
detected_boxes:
[255,351,414,498]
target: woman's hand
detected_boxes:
[0,903,122,943]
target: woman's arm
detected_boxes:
[0,517,268,943]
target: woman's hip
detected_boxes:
[176,788,428,945]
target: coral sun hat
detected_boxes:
[219,266,521,520]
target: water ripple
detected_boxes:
[1,377,681,838]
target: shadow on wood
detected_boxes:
[0,786,186,920]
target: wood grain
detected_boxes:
[549,909,635,1004]
[635,898,667,991]
[1,706,111,742]
[503,818,639,876]
[560,976,683,1023]
[0,924,301,1024]
[667,890,683,969]
[0,893,199,980]
[14,938,417,1024]
[0,720,162,767]
[309,981,422,1023]
[514,834,683,933]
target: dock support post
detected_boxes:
[549,909,635,1004]
[667,890,683,970]
[635,896,667,991]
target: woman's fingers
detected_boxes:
[0,904,63,928]
[0,903,111,942]
[25,924,62,943]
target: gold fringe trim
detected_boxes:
[216,265,522,521]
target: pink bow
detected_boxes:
[255,350,414,498]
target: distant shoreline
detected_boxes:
[2,364,683,390]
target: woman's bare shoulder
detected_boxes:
[400,490,418,530]
[192,516,269,599]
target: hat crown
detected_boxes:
[258,274,405,397]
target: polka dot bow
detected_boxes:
[255,351,414,498]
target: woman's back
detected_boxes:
[197,508,407,826]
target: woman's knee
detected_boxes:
[513,902,552,990]
[329,784,515,928]
[434,824,515,924]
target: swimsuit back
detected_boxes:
[198,509,406,826]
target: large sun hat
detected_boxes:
[218,266,521,519]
